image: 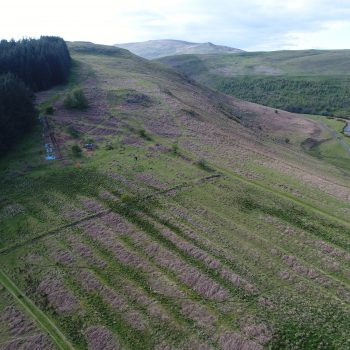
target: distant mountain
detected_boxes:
[114,39,243,59]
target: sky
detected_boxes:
[1,0,350,51]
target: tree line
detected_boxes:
[0,36,71,91]
[215,76,350,117]
[0,36,71,155]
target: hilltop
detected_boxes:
[115,39,243,59]
[157,50,350,116]
[0,42,350,349]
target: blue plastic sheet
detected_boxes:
[44,143,56,160]
[344,123,350,136]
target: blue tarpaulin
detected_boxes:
[344,123,350,136]
[44,143,56,160]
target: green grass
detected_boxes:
[1,42,350,349]
[302,115,350,171]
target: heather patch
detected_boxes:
[45,241,76,266]
[85,326,120,350]
[147,272,185,298]
[99,212,133,234]
[147,219,258,295]
[122,311,146,331]
[1,334,54,350]
[79,196,106,213]
[67,236,107,268]
[144,241,228,300]
[62,207,87,221]
[179,300,216,329]
[135,173,168,190]
[37,274,79,314]
[239,317,273,345]
[0,204,24,219]
[1,306,35,337]
[218,331,262,350]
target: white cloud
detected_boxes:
[1,0,350,50]
[281,21,350,50]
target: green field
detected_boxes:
[0,42,350,349]
[301,115,350,171]
[157,50,350,117]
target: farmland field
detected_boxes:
[0,42,350,349]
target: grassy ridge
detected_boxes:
[157,49,350,117]
[115,39,242,59]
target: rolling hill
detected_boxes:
[114,39,243,59]
[157,50,350,117]
[0,42,350,349]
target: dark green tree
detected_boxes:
[0,36,71,91]
[0,36,71,156]
[0,73,37,154]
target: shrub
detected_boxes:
[67,126,80,138]
[0,73,37,155]
[196,158,214,172]
[71,144,82,156]
[64,89,88,110]
[0,36,71,91]
[45,105,54,115]
[285,137,290,144]
[138,129,152,141]
[171,144,179,155]
[120,194,136,207]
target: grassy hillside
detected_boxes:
[1,42,350,349]
[115,39,243,59]
[157,50,350,117]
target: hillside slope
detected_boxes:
[115,39,243,59]
[0,42,350,349]
[157,50,350,116]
